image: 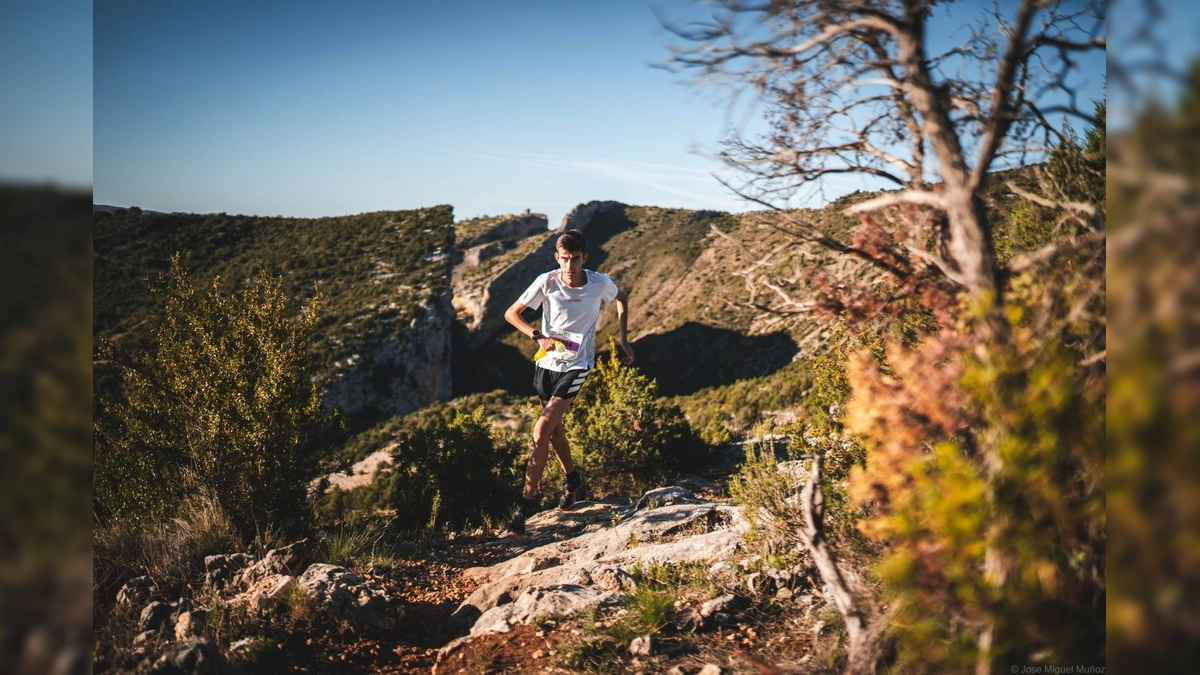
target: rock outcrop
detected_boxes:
[457,212,548,250]
[320,286,454,420]
[145,638,237,675]
[297,564,405,632]
[558,199,625,232]
[437,486,750,665]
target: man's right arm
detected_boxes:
[504,301,534,338]
[506,301,555,351]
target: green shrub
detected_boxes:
[566,337,704,495]
[729,346,869,564]
[318,407,524,532]
[728,430,809,563]
[94,255,337,537]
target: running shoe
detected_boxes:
[506,499,535,536]
[505,509,526,537]
[558,470,587,511]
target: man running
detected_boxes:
[502,229,635,536]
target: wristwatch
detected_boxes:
[531,330,543,342]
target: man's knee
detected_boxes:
[533,423,553,447]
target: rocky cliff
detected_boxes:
[319,284,454,420]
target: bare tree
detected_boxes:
[665,0,1105,298]
[666,3,1106,672]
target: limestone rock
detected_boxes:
[203,553,252,591]
[117,575,158,607]
[173,610,207,641]
[239,574,295,612]
[297,563,404,632]
[230,540,314,591]
[589,566,637,593]
[443,486,750,662]
[700,593,743,618]
[138,601,173,633]
[319,294,453,419]
[479,585,618,637]
[147,637,237,674]
[633,486,700,511]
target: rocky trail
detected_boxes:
[105,470,836,675]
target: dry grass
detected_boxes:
[93,492,240,607]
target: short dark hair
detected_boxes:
[557,229,586,254]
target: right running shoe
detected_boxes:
[558,470,587,511]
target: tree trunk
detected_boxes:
[799,453,891,674]
[945,189,999,297]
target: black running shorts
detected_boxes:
[534,365,591,401]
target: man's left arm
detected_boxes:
[614,290,635,364]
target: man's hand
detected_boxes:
[536,336,557,351]
[619,339,635,365]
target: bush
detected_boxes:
[317,407,524,532]
[94,255,337,537]
[566,338,704,495]
[844,292,1105,670]
[728,431,809,564]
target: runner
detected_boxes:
[501,229,635,536]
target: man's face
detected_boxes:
[555,246,587,282]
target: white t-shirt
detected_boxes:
[518,269,620,372]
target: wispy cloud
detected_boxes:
[457,150,743,210]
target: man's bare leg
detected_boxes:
[523,397,575,500]
[549,415,573,474]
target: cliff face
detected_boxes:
[319,286,453,420]
[452,212,553,342]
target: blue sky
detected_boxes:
[93,0,750,227]
[0,1,92,189]
[69,1,1112,228]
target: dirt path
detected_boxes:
[234,533,531,674]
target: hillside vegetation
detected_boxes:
[94,206,454,401]
[93,135,1105,672]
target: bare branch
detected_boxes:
[760,278,816,313]
[905,243,970,287]
[1004,180,1098,219]
[797,453,886,674]
[970,0,1040,190]
[1006,230,1106,275]
[844,190,948,214]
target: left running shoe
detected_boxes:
[506,499,536,536]
[558,470,587,511]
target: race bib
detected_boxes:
[535,328,584,369]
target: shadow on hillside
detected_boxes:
[577,205,638,271]
[452,322,537,398]
[630,322,797,397]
